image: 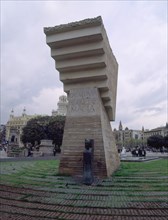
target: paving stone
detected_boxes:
[1,159,168,220]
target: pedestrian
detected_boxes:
[53,147,56,156]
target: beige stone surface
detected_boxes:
[44,17,120,177]
[40,140,54,156]
[44,16,118,121]
[59,88,120,177]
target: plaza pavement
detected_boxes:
[0,152,167,219]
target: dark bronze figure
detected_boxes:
[83,139,94,185]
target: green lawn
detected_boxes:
[0,160,60,187]
[0,159,167,192]
[115,159,168,176]
[0,158,168,209]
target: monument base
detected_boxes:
[40,140,54,156]
[59,88,120,178]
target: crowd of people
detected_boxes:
[131,147,146,157]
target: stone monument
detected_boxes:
[40,139,54,156]
[44,16,120,178]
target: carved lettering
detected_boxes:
[67,88,99,116]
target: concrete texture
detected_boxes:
[0,150,7,158]
[44,16,118,121]
[44,16,120,177]
[59,88,119,177]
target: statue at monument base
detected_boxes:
[83,139,94,185]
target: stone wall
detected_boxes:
[59,88,120,177]
[40,140,54,156]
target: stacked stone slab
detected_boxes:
[44,16,120,177]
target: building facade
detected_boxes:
[5,108,37,147]
[52,95,68,116]
[113,121,143,149]
[143,123,168,140]
[6,95,68,148]
[113,122,168,149]
[0,124,6,145]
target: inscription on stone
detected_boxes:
[68,88,100,116]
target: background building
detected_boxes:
[0,124,6,145]
[5,108,37,147]
[52,95,68,116]
[6,95,68,148]
[113,122,168,150]
[143,123,168,141]
[113,121,143,150]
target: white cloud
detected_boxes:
[10,87,65,118]
[1,1,167,131]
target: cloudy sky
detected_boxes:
[1,0,167,130]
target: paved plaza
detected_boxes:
[0,157,168,219]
